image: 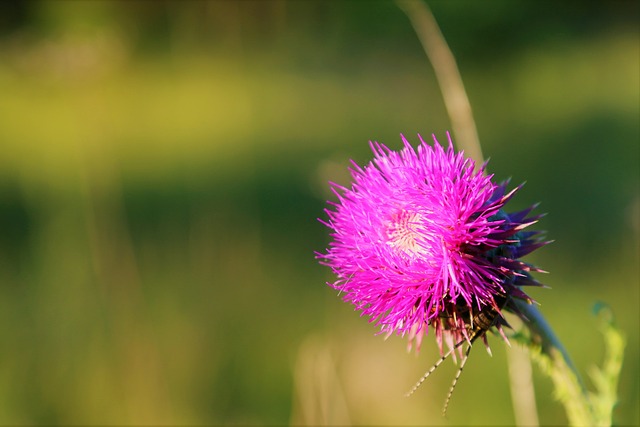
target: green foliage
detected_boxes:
[515,303,626,426]
[526,337,594,426]
[589,304,626,426]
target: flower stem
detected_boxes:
[515,300,586,389]
[514,299,595,426]
[507,344,539,427]
[396,0,484,165]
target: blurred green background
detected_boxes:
[0,1,638,425]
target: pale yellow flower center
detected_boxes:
[385,210,427,256]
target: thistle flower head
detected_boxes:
[318,133,548,354]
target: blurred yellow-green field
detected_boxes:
[0,1,638,425]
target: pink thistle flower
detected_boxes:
[318,133,548,355]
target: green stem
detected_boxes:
[514,300,595,426]
[515,300,586,390]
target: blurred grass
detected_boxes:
[0,1,638,425]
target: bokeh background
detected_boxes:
[0,1,638,425]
